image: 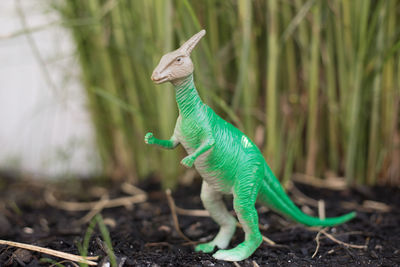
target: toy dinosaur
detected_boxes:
[145,29,355,261]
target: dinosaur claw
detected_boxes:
[181,156,195,168]
[145,132,154,144]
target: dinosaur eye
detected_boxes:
[176,57,182,62]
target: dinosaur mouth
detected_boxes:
[152,75,169,84]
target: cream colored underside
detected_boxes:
[174,117,230,193]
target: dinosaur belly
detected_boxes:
[174,114,241,193]
[175,130,232,193]
[194,150,232,193]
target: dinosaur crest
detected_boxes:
[178,29,206,55]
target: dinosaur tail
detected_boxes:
[258,163,356,227]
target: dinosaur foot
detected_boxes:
[212,243,256,262]
[195,242,216,253]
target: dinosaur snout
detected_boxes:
[151,70,159,81]
[151,70,169,84]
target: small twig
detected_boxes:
[318,200,325,220]
[362,200,391,212]
[289,184,319,207]
[252,260,260,267]
[45,190,147,211]
[261,235,276,246]
[312,228,324,258]
[292,173,348,191]
[175,207,210,217]
[165,189,193,243]
[312,228,367,258]
[233,262,241,267]
[77,195,109,225]
[0,240,98,265]
[320,229,367,249]
[121,183,147,196]
[340,200,391,213]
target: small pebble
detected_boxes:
[104,217,117,228]
[23,227,34,234]
[158,225,171,233]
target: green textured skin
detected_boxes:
[145,32,355,261]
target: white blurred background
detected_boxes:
[0,1,100,178]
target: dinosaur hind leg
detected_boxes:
[195,181,237,253]
[213,169,263,261]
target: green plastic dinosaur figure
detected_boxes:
[145,30,356,261]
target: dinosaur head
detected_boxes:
[151,29,206,85]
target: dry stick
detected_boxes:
[45,190,147,226]
[289,184,319,207]
[45,190,147,211]
[292,173,348,191]
[175,207,210,217]
[311,228,367,258]
[77,195,110,225]
[314,197,326,258]
[318,200,325,220]
[165,189,193,243]
[340,200,391,213]
[362,200,391,212]
[312,228,324,258]
[291,182,391,213]
[252,260,260,267]
[233,262,241,267]
[121,182,147,196]
[0,240,98,266]
[320,229,367,249]
[261,234,276,246]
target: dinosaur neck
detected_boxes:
[174,74,203,116]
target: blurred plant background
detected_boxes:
[51,0,400,187]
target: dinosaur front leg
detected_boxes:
[181,138,215,167]
[213,171,263,261]
[195,181,237,253]
[144,132,179,149]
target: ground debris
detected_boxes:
[0,176,399,266]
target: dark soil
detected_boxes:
[0,174,399,266]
